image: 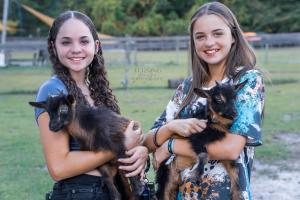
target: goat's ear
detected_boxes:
[235,79,248,91]
[66,94,75,105]
[194,88,209,98]
[28,101,46,109]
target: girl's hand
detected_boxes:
[118,146,148,178]
[167,118,207,137]
[124,121,144,150]
[152,141,170,170]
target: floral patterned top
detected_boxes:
[150,69,265,200]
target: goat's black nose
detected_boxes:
[233,109,237,116]
[49,123,62,132]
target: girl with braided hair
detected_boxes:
[33,11,148,200]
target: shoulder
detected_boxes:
[177,76,192,93]
[36,76,68,102]
[171,76,192,102]
[236,69,263,84]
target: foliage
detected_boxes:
[1,0,300,36]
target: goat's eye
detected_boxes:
[214,96,223,104]
[59,105,69,114]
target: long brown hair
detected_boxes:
[47,11,120,113]
[177,2,256,117]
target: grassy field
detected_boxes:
[0,47,300,199]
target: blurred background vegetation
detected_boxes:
[1,0,300,37]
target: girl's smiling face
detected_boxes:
[55,18,97,75]
[193,14,234,69]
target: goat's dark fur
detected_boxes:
[155,80,248,200]
[29,94,143,200]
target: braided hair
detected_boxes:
[47,11,120,113]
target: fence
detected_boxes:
[1,33,300,87]
[1,33,300,66]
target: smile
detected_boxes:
[204,49,219,55]
[69,57,85,61]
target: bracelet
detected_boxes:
[167,138,175,155]
[153,127,161,148]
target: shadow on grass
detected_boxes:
[264,79,299,85]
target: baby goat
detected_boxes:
[29,93,143,200]
[155,80,248,200]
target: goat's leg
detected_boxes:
[129,176,143,197]
[114,171,136,200]
[222,161,240,200]
[156,160,169,200]
[98,165,121,200]
[117,151,143,198]
[156,160,179,200]
[163,165,180,200]
[192,152,208,178]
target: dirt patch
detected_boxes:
[251,133,300,200]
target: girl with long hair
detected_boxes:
[33,11,148,199]
[144,2,264,200]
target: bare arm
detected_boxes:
[206,132,246,160]
[154,132,246,166]
[37,112,114,181]
[144,118,207,152]
[143,124,173,152]
[173,133,246,160]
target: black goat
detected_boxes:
[29,94,143,200]
[155,80,248,200]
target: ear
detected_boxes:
[235,79,248,91]
[231,36,235,44]
[95,40,100,53]
[66,94,75,105]
[194,88,209,98]
[28,101,46,109]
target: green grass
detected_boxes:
[0,47,300,199]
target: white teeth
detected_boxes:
[205,49,218,54]
[70,58,83,61]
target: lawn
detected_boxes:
[0,47,299,199]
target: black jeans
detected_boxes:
[46,174,110,200]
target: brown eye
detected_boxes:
[59,105,69,114]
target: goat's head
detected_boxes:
[29,93,75,132]
[194,80,248,126]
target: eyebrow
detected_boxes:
[194,28,224,35]
[59,36,90,40]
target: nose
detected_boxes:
[71,42,82,54]
[204,35,215,47]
